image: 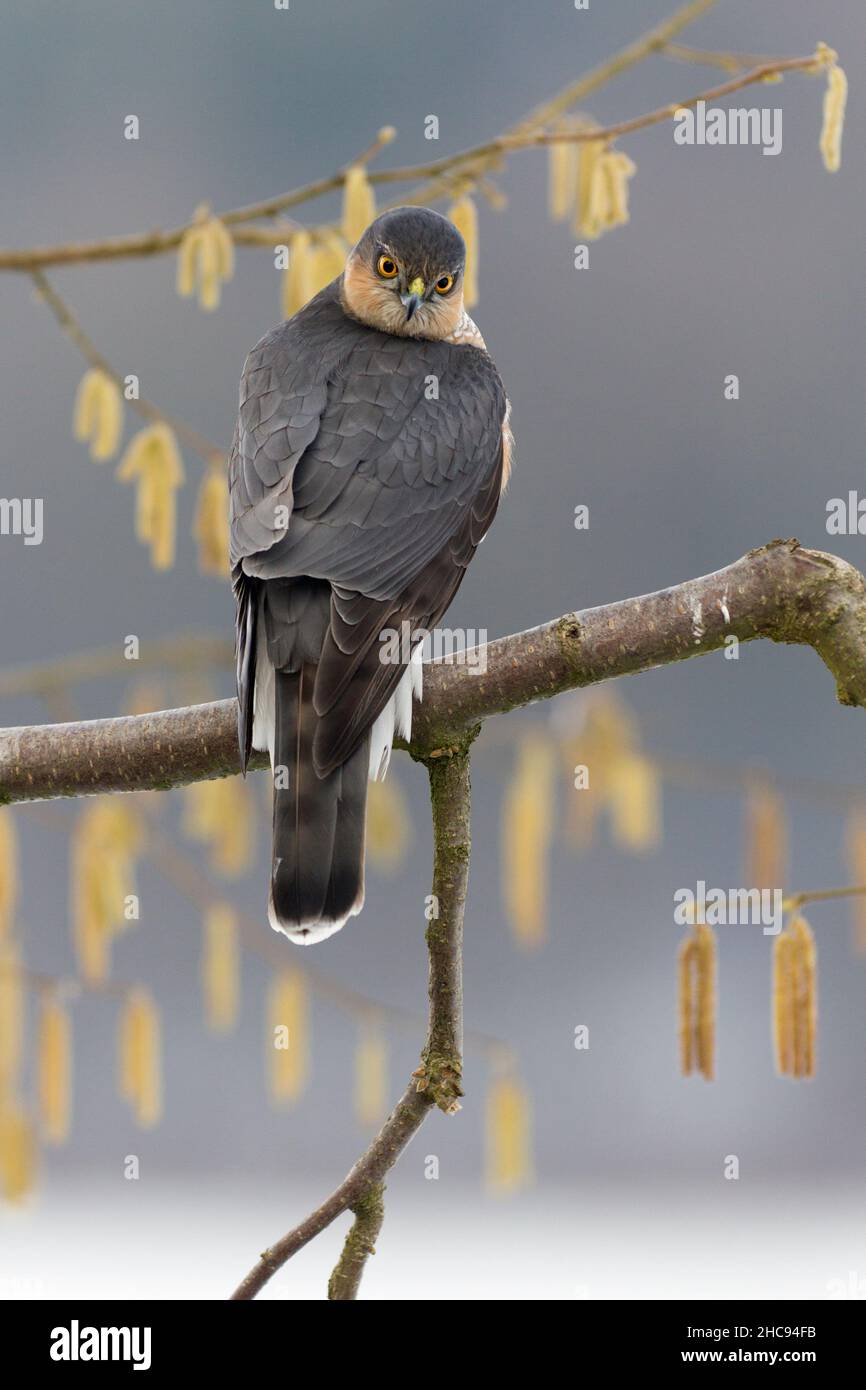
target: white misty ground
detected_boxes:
[1,1176,863,1300]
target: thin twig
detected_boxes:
[30,270,224,463]
[661,42,789,72]
[0,632,232,701]
[0,0,719,272]
[783,885,866,912]
[508,54,826,152]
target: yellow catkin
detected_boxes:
[606,752,661,853]
[72,368,123,461]
[547,121,580,222]
[557,691,638,852]
[0,808,18,938]
[282,230,314,318]
[0,941,24,1090]
[844,809,866,952]
[819,61,847,172]
[354,1021,388,1127]
[576,143,635,239]
[679,924,715,1079]
[601,149,637,228]
[0,1100,37,1203]
[37,996,72,1144]
[71,801,141,985]
[575,139,604,238]
[267,971,309,1105]
[202,904,239,1033]
[183,778,254,878]
[563,752,599,851]
[341,165,376,245]
[116,423,185,571]
[485,1073,532,1194]
[678,936,696,1076]
[366,774,412,872]
[772,930,795,1076]
[176,210,235,310]
[695,922,716,1081]
[790,915,817,1079]
[448,194,479,307]
[307,232,348,300]
[502,731,556,948]
[745,784,787,892]
[118,989,162,1128]
[193,462,231,577]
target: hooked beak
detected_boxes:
[401,276,426,321]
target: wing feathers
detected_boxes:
[230,280,507,778]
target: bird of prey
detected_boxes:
[229,206,512,943]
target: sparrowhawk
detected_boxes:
[229,206,512,943]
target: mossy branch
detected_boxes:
[4,541,866,807]
[231,745,473,1300]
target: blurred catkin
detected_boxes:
[502,731,556,948]
[0,808,18,938]
[0,1100,36,1203]
[745,783,787,892]
[366,773,412,872]
[183,778,254,878]
[678,923,716,1080]
[202,904,239,1034]
[547,120,580,222]
[678,935,696,1075]
[0,941,24,1090]
[773,916,816,1079]
[37,996,72,1144]
[773,930,795,1076]
[118,988,162,1128]
[72,368,123,461]
[819,53,847,172]
[485,1073,532,1194]
[844,809,866,952]
[354,1020,388,1128]
[308,232,348,300]
[193,461,231,577]
[71,800,141,985]
[607,751,661,853]
[575,141,636,239]
[267,971,309,1105]
[282,230,314,317]
[448,194,479,307]
[342,166,376,245]
[116,423,185,571]
[176,207,235,310]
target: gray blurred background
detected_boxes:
[1,0,864,1299]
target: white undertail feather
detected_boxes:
[368,647,423,781]
[251,616,275,764]
[252,628,422,943]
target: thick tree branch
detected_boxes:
[231,741,473,1301]
[3,541,866,806]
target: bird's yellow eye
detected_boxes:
[434,274,454,295]
[377,255,398,278]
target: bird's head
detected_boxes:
[341,206,466,339]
